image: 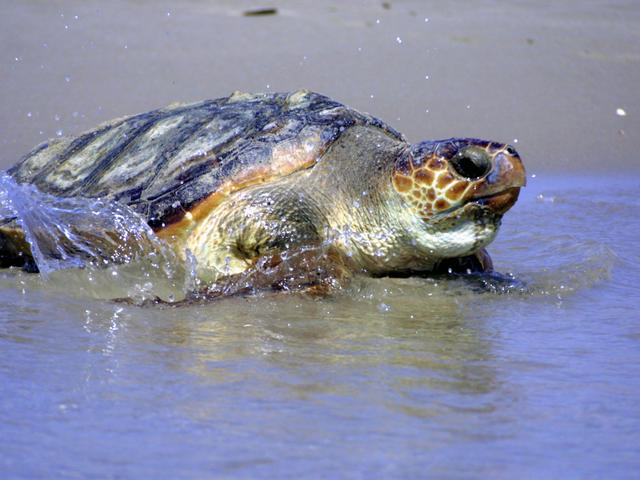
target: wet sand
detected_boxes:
[1,0,638,173]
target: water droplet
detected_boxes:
[396,36,403,44]
[466,104,471,109]
[54,114,60,121]
[27,112,32,118]
[425,75,430,80]
[536,194,556,203]
[65,76,71,83]
[513,138,519,143]
[616,107,627,116]
[56,130,63,136]
[378,303,391,312]
[424,17,429,22]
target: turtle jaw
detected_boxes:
[465,147,526,215]
[471,186,521,215]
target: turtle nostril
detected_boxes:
[450,147,492,180]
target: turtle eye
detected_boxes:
[505,145,518,156]
[450,147,492,180]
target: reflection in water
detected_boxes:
[130,278,502,423]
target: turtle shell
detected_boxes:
[9,90,404,231]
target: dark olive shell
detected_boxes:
[9,90,403,229]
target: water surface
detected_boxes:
[1,174,639,478]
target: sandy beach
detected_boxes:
[1,0,638,173]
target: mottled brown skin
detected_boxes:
[0,90,525,296]
[394,141,522,217]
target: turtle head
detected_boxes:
[392,138,525,260]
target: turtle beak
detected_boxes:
[469,147,526,215]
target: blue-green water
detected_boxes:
[1,173,639,478]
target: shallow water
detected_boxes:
[1,173,639,478]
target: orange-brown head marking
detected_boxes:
[392,138,525,221]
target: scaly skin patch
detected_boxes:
[393,152,471,220]
[393,139,524,221]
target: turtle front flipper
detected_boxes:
[182,177,354,297]
[185,244,353,300]
[432,248,494,274]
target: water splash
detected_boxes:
[0,172,173,277]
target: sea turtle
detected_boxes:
[0,89,525,295]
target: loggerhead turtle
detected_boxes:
[0,90,525,295]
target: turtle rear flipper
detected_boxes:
[0,218,37,271]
